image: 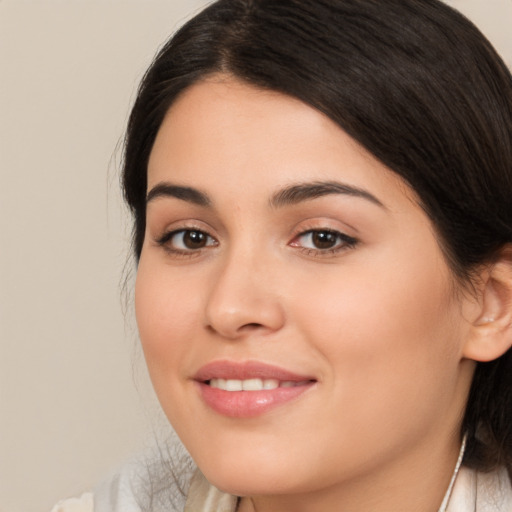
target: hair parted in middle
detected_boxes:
[122,0,512,475]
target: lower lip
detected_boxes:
[197,382,314,418]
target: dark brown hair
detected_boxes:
[123,0,512,474]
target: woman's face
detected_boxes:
[136,77,475,501]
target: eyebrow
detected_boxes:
[269,181,385,209]
[146,183,211,207]
[145,180,385,210]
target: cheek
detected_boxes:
[295,251,462,418]
[134,261,199,384]
[299,259,453,348]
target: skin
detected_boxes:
[135,76,480,512]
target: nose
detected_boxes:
[204,250,286,340]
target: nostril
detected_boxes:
[205,322,261,334]
[241,322,264,331]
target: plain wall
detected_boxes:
[0,1,510,511]
[0,3,211,512]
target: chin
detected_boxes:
[205,469,299,497]
[195,447,317,497]
[193,448,277,490]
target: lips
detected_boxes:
[194,360,316,418]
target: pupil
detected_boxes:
[312,231,337,249]
[184,231,206,249]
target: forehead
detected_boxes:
[147,75,415,208]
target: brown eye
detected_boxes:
[160,229,217,252]
[291,229,358,253]
[182,230,208,249]
[311,231,338,249]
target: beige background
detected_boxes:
[0,1,510,511]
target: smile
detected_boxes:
[194,361,317,418]
[208,378,311,391]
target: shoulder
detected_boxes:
[50,493,93,512]
[448,465,512,512]
[94,441,195,512]
[50,440,194,512]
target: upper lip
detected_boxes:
[194,360,316,383]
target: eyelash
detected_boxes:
[156,228,218,258]
[290,229,358,256]
[155,228,358,258]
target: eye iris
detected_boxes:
[312,231,337,249]
[183,230,207,249]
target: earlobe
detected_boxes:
[463,246,512,362]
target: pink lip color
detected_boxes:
[194,360,316,418]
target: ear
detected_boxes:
[463,246,512,362]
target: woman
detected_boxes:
[52,0,512,510]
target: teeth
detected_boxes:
[243,378,265,391]
[209,378,299,391]
[225,379,242,391]
[262,379,279,390]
